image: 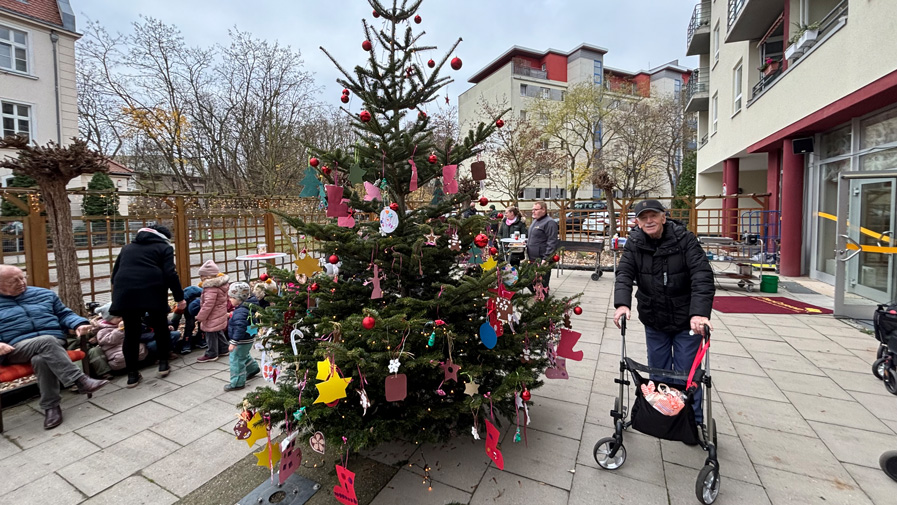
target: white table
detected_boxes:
[499,238,527,261]
[234,252,287,281]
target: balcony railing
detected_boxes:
[699,133,709,148]
[750,66,782,100]
[787,0,848,65]
[513,64,548,80]
[728,0,746,29]
[687,2,711,54]
[684,68,710,112]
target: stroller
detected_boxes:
[593,318,720,504]
[871,301,897,395]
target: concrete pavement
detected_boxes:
[1,269,896,504]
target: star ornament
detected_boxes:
[314,372,352,404]
[482,256,498,271]
[441,359,461,382]
[464,381,479,396]
[316,358,332,380]
[244,411,268,447]
[254,441,282,468]
[424,231,438,246]
[294,254,322,278]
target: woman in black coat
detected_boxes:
[497,206,528,266]
[110,224,185,387]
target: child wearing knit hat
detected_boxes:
[224,281,260,391]
[195,260,231,362]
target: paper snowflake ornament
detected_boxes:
[388,358,401,374]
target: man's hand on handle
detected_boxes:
[690,316,713,336]
[613,306,630,329]
[75,325,91,337]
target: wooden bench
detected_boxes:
[0,335,91,433]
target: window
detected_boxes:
[540,87,550,99]
[733,63,743,112]
[0,24,28,73]
[594,120,603,148]
[713,23,720,64]
[593,60,602,85]
[540,139,549,149]
[1,101,31,141]
[711,93,718,134]
[519,110,527,120]
[560,91,566,101]
[535,188,542,199]
[520,84,528,96]
[541,63,546,71]
[674,79,682,94]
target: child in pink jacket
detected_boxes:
[96,314,148,371]
[195,260,231,362]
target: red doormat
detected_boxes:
[713,296,833,315]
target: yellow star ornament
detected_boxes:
[482,256,498,271]
[245,411,268,447]
[314,372,352,404]
[294,254,321,278]
[316,358,332,381]
[254,441,282,467]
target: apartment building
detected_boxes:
[687,0,897,315]
[458,43,690,206]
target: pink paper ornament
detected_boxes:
[442,165,458,194]
[279,433,301,485]
[385,374,407,401]
[333,465,358,505]
[408,159,419,192]
[363,181,381,201]
[545,356,569,379]
[484,419,505,470]
[556,329,584,361]
[326,185,349,217]
[337,199,355,228]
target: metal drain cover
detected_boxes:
[237,473,320,505]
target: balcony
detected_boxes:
[686,2,711,56]
[684,68,709,113]
[750,65,783,101]
[726,0,783,43]
[513,63,548,80]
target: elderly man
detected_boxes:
[0,265,108,429]
[526,201,559,289]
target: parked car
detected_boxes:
[1,221,24,252]
[582,211,638,234]
[565,201,606,229]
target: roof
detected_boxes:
[0,0,76,32]
[468,43,609,84]
[106,159,134,176]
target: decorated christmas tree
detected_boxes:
[243,0,579,462]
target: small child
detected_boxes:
[170,285,203,353]
[95,308,148,375]
[251,278,278,309]
[195,260,231,362]
[224,282,261,391]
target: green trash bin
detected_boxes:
[760,275,779,293]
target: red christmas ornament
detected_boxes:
[521,389,531,401]
[496,119,504,128]
[359,110,372,122]
[435,319,445,326]
[489,247,498,255]
[478,197,489,206]
[418,111,427,119]
[552,254,560,262]
[328,254,339,264]
[310,282,320,292]
[427,59,435,68]
[497,213,504,219]
[321,166,331,175]
[372,10,380,18]
[342,88,349,95]
[450,57,462,70]
[259,273,269,281]
[362,40,373,51]
[362,316,376,330]
[474,233,489,248]
[414,15,422,24]
[340,95,349,103]
[573,306,583,315]
[428,154,438,164]
[389,202,399,211]
[309,157,319,167]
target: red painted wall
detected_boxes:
[542,54,568,82]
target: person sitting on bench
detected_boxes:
[0,265,109,430]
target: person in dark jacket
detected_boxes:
[224,282,260,391]
[110,224,186,387]
[613,199,715,423]
[526,201,559,288]
[498,206,527,266]
[0,265,108,429]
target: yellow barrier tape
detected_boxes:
[845,244,897,254]
[817,211,893,245]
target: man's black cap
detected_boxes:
[633,199,665,217]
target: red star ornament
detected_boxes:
[441,359,461,382]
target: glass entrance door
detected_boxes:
[835,172,897,318]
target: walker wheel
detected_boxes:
[878,345,887,360]
[591,272,601,281]
[883,364,897,395]
[737,281,745,288]
[593,437,626,470]
[881,450,897,482]
[695,464,721,504]
[873,357,887,380]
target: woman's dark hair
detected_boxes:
[150,223,172,239]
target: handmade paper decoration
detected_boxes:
[442,165,458,194]
[388,358,401,374]
[309,431,326,454]
[233,419,251,440]
[408,159,419,192]
[358,388,371,415]
[261,351,277,382]
[470,160,486,181]
[489,284,516,323]
[484,419,505,470]
[464,381,479,396]
[424,230,438,246]
[326,185,350,217]
[279,432,301,485]
[501,265,519,286]
[482,256,497,271]
[294,254,322,278]
[479,321,497,349]
[314,369,352,404]
[379,208,399,234]
[316,358,333,380]
[299,167,322,197]
[333,465,358,505]
[254,441,282,468]
[348,163,365,185]
[365,264,385,299]
[337,200,355,228]
[533,278,549,301]
[556,329,584,361]
[441,359,461,382]
[244,411,268,446]
[448,233,461,251]
[545,356,569,379]
[468,245,484,264]
[385,373,408,401]
[363,181,381,201]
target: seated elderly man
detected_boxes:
[0,265,108,429]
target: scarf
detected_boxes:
[505,217,518,226]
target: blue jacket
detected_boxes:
[228,296,259,345]
[0,286,89,348]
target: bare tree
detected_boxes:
[653,94,696,195]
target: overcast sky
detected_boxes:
[74,0,699,105]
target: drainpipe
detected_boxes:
[50,30,61,144]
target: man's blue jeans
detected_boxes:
[644,326,703,423]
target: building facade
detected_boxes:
[458,43,690,206]
[688,0,897,311]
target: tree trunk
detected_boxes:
[40,177,86,316]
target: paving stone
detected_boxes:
[735,423,851,482]
[731,326,782,342]
[3,401,111,450]
[800,350,872,373]
[88,377,178,413]
[577,421,662,485]
[762,315,812,329]
[0,403,42,431]
[566,462,667,505]
[566,357,598,380]
[710,370,787,402]
[750,351,824,375]
[765,369,854,401]
[783,391,891,433]
[58,430,180,496]
[585,392,619,429]
[0,433,21,459]
[152,376,228,412]
[822,368,887,395]
[526,394,587,441]
[1,472,83,505]
[810,421,897,469]
[406,436,492,493]
[708,400,737,437]
[711,355,770,377]
[846,390,897,422]
[849,347,880,365]
[155,366,207,386]
[141,429,251,497]
[76,400,180,448]
[370,468,471,505]
[664,460,771,505]
[661,432,760,485]
[756,464,872,505]
[781,336,854,355]
[0,431,100,495]
[470,466,568,504]
[708,340,752,358]
[360,439,419,467]
[496,426,580,490]
[719,392,815,437]
[81,475,179,505]
[149,398,238,446]
[832,335,881,352]
[535,374,592,405]
[842,463,897,505]
[738,337,804,356]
